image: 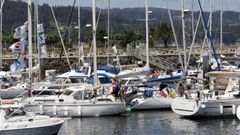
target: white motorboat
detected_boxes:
[171,71,240,117]
[22,84,126,117]
[0,101,64,135]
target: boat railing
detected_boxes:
[181,88,238,101]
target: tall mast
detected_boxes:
[209,0,213,36]
[107,0,110,65]
[181,0,187,70]
[92,0,97,88]
[33,0,37,57]
[197,0,221,71]
[145,0,149,67]
[0,0,2,71]
[220,0,223,55]
[35,0,41,80]
[78,0,81,67]
[191,0,194,38]
[28,0,33,95]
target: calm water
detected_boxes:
[58,110,240,135]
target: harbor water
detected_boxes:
[58,110,240,135]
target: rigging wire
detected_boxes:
[50,5,72,70]
[167,0,183,70]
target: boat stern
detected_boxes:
[171,97,199,116]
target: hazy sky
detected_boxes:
[32,0,240,11]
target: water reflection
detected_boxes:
[58,111,240,135]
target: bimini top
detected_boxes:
[207,71,240,78]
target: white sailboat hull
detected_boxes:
[24,102,126,117]
[236,106,240,120]
[131,97,172,110]
[171,97,240,117]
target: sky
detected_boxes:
[31,0,240,12]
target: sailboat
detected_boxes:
[171,0,240,118]
[22,0,126,117]
[128,0,177,110]
[172,71,240,117]
[0,1,64,134]
[117,0,151,79]
[0,1,29,99]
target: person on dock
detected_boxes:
[111,79,121,101]
[178,83,184,97]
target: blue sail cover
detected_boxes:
[146,71,187,83]
[86,73,112,84]
[97,66,119,74]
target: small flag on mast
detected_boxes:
[10,56,26,73]
[9,38,26,53]
[14,25,27,39]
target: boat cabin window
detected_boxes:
[73,91,82,100]
[121,80,128,85]
[5,108,26,116]
[70,78,79,83]
[62,90,73,96]
[129,80,141,85]
[73,91,92,100]
[97,98,112,102]
[54,78,65,84]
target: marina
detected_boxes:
[58,110,240,135]
[2,0,240,135]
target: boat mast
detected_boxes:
[167,1,183,70]
[197,0,221,71]
[92,0,97,88]
[209,0,213,36]
[35,0,41,80]
[107,0,110,65]
[145,0,149,68]
[181,0,187,70]
[28,0,33,96]
[191,0,194,39]
[220,0,223,55]
[78,0,81,68]
[0,0,3,71]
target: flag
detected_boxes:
[38,33,46,46]
[41,45,47,58]
[112,45,117,54]
[161,88,169,97]
[9,38,25,53]
[14,25,27,39]
[169,88,175,97]
[37,24,44,33]
[10,56,26,73]
[78,45,84,63]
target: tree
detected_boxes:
[158,23,173,47]
[85,29,107,47]
[97,29,107,43]
[112,31,143,47]
[150,27,159,48]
